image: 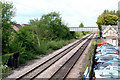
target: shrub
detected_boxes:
[19,50,37,64]
[19,54,27,64]
[48,41,59,50]
[0,65,11,73]
[2,54,13,65]
[34,40,48,55]
[48,40,69,50]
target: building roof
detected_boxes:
[12,25,19,31]
[102,25,118,37]
[22,24,28,25]
[22,24,28,26]
[14,24,22,28]
[12,24,28,31]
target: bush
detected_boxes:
[46,49,53,55]
[34,40,48,55]
[75,31,90,38]
[0,65,11,79]
[48,40,67,50]
[2,54,13,65]
[48,41,59,50]
[19,56,26,64]
[0,65,11,73]
[19,51,37,64]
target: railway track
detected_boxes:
[49,34,94,80]
[16,33,94,80]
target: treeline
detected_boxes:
[96,9,120,37]
[9,12,77,64]
[103,9,120,17]
[29,12,76,40]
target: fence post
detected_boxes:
[7,55,13,68]
[13,52,20,68]
[96,32,97,42]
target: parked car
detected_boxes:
[96,45,118,53]
[95,52,118,58]
[94,42,120,79]
[94,56,118,68]
[102,49,119,53]
[95,56,118,64]
[95,49,117,55]
[101,42,114,46]
[94,60,120,70]
[94,60,120,78]
[104,60,120,65]
[94,66,120,78]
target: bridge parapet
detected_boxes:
[68,27,98,31]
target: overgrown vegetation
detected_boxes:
[1,1,90,73]
[89,39,96,66]
[75,31,90,38]
[88,37,102,66]
[79,22,90,35]
[7,12,79,64]
[2,1,16,54]
[0,65,11,78]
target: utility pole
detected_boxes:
[118,1,120,12]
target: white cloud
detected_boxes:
[5,0,120,27]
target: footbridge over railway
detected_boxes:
[68,27,98,31]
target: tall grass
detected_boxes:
[48,40,69,50]
[88,37,102,66]
[35,40,73,56]
[75,31,91,38]
[2,32,90,76]
[89,39,96,66]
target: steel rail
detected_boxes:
[49,34,94,80]
[17,33,93,80]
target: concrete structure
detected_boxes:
[102,25,118,46]
[68,27,98,31]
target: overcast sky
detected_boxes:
[5,0,120,27]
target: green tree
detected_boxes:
[79,22,84,27]
[97,14,118,28]
[9,26,38,61]
[96,9,120,38]
[103,9,120,16]
[29,12,75,40]
[2,1,16,54]
[40,12,64,40]
[79,22,86,35]
[102,9,120,22]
